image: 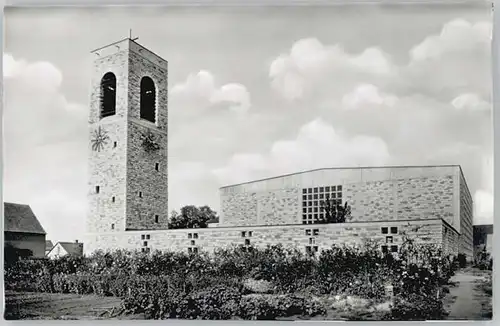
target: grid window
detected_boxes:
[314,188,318,193]
[308,188,312,193]
[314,201,318,206]
[303,208,307,213]
[308,208,312,213]
[337,186,342,191]
[303,189,307,194]
[381,227,388,234]
[146,235,150,240]
[303,195,307,200]
[314,207,318,213]
[391,245,398,253]
[314,194,318,199]
[390,227,398,234]
[319,194,324,199]
[303,201,307,207]
[319,187,324,192]
[309,201,313,206]
[308,195,313,200]
[325,187,330,192]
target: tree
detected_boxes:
[319,196,351,223]
[168,205,218,229]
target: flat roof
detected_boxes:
[219,164,463,189]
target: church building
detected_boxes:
[85,38,473,261]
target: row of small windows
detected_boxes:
[303,193,342,200]
[381,227,398,235]
[99,72,157,124]
[141,234,151,253]
[303,186,342,193]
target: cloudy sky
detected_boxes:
[3,4,493,242]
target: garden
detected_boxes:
[4,233,462,321]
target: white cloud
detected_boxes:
[451,93,491,111]
[213,118,391,185]
[269,38,394,101]
[410,19,492,62]
[171,70,251,113]
[342,83,398,109]
[3,54,88,243]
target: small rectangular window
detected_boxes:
[302,221,307,224]
[381,245,388,253]
[95,186,100,194]
[245,239,250,245]
[145,247,150,253]
[241,231,246,237]
[193,247,198,254]
[337,185,342,191]
[188,247,192,253]
[319,187,324,192]
[390,227,398,234]
[308,195,312,200]
[146,234,150,240]
[314,194,318,199]
[332,193,336,198]
[193,233,198,239]
[141,248,145,253]
[309,237,314,245]
[113,141,117,148]
[381,227,388,234]
[313,229,319,236]
[305,246,311,254]
[112,196,115,203]
[325,186,330,192]
[337,192,342,198]
[302,195,307,200]
[141,234,145,240]
[139,191,143,198]
[314,187,318,193]
[248,231,253,237]
[308,208,312,213]
[303,208,307,213]
[305,229,311,236]
[314,207,318,213]
[313,246,319,252]
[188,233,192,239]
[386,236,393,244]
[319,194,324,199]
[191,240,195,246]
[111,223,115,230]
[143,241,148,247]
[303,202,307,207]
[155,215,159,223]
[308,188,312,194]
[155,163,159,171]
[391,245,398,253]
[302,189,307,194]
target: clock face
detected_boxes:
[90,126,110,152]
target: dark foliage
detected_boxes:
[168,205,218,229]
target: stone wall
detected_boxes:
[459,172,474,259]
[442,222,460,257]
[88,41,130,234]
[85,218,445,255]
[220,170,457,230]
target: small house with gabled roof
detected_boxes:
[47,240,83,259]
[4,202,46,258]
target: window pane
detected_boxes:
[381,227,388,234]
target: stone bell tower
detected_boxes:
[86,36,168,247]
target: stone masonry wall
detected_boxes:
[442,222,459,257]
[459,172,474,259]
[88,41,130,234]
[85,219,445,255]
[221,174,456,229]
[126,40,169,230]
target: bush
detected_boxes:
[389,293,446,320]
[239,294,326,320]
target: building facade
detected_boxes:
[4,202,47,258]
[85,39,473,260]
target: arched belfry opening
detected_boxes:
[140,76,156,123]
[100,72,117,118]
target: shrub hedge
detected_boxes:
[4,241,456,320]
